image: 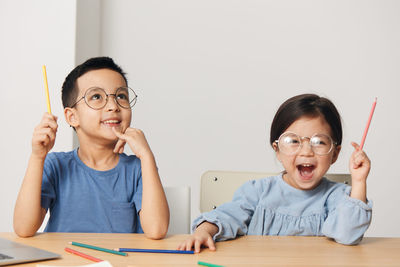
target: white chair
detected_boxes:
[164,186,191,234]
[200,170,351,213]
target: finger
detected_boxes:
[40,119,58,133]
[354,152,368,167]
[34,128,55,145]
[35,132,50,147]
[112,127,126,140]
[351,142,361,151]
[207,237,216,251]
[185,240,194,251]
[179,241,190,251]
[119,146,124,154]
[176,242,184,250]
[113,139,125,153]
[42,113,58,127]
[194,240,201,253]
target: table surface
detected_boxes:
[1,233,400,267]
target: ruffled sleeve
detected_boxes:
[322,186,372,245]
[192,179,264,241]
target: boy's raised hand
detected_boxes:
[112,127,152,159]
[32,113,58,159]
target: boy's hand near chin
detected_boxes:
[32,113,58,159]
[112,127,152,159]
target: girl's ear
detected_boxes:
[331,145,341,164]
[272,142,282,162]
[64,107,79,128]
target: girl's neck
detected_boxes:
[77,142,119,171]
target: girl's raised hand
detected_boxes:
[32,113,58,159]
[349,142,371,183]
[112,127,152,159]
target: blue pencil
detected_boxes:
[115,248,194,254]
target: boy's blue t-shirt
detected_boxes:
[41,149,143,233]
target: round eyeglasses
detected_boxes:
[274,132,337,155]
[71,87,138,110]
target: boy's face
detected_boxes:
[67,68,132,145]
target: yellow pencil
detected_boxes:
[42,65,52,114]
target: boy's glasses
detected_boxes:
[71,87,138,110]
[274,132,337,155]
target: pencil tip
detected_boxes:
[68,241,72,244]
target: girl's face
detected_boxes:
[273,115,341,190]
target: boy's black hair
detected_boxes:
[270,94,342,146]
[62,57,128,108]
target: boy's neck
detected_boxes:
[77,143,119,171]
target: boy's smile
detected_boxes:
[274,116,341,190]
[68,68,132,145]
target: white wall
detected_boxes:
[1,0,399,237]
[100,0,400,237]
[0,0,76,231]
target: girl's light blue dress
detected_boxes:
[193,174,372,245]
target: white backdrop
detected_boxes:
[0,0,76,232]
[1,0,399,237]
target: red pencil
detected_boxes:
[65,247,103,262]
[359,97,377,150]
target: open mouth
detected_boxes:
[296,164,315,180]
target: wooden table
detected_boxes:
[1,233,399,266]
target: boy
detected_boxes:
[14,57,169,239]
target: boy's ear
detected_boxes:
[64,107,79,128]
[331,145,341,164]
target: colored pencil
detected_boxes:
[115,248,194,254]
[65,247,103,262]
[69,242,127,256]
[198,261,225,267]
[42,65,52,114]
[359,97,377,150]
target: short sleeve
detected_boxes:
[132,159,143,215]
[131,158,143,233]
[41,154,57,211]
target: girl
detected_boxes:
[178,94,372,252]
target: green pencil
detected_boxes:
[198,261,225,267]
[69,241,127,256]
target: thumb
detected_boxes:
[351,142,360,151]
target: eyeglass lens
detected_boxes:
[278,132,333,155]
[85,87,137,109]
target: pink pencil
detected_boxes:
[65,247,103,262]
[359,97,377,150]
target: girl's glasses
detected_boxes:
[71,87,138,110]
[274,131,337,155]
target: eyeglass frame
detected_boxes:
[274,131,338,155]
[70,86,138,110]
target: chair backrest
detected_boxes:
[200,170,351,213]
[164,186,191,234]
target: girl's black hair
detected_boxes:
[270,94,342,146]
